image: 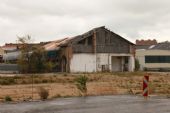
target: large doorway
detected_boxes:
[111,56,122,72]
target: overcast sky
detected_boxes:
[0,0,170,45]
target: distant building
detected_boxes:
[1,43,21,62]
[1,43,45,62]
[136,39,157,50]
[0,43,47,73]
[136,41,170,71]
[1,43,20,53]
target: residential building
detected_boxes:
[136,41,170,71]
[0,47,4,62]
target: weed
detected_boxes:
[42,79,48,83]
[5,96,12,102]
[38,87,49,100]
[75,75,88,95]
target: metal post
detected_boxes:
[85,64,86,73]
[32,74,34,101]
[143,73,149,100]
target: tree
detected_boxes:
[29,46,48,73]
[17,35,54,73]
[135,58,140,71]
[17,35,33,73]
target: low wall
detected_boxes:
[0,63,18,73]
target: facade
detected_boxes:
[136,41,170,71]
[0,47,4,62]
[136,39,157,50]
[70,53,134,72]
[3,51,21,62]
[45,26,135,72]
[136,39,157,45]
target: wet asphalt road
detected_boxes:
[0,95,170,113]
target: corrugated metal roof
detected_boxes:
[149,41,170,50]
[43,38,70,51]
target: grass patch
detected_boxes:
[4,96,12,102]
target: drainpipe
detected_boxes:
[108,53,110,72]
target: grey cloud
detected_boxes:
[0,0,170,45]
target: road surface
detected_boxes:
[0,95,170,113]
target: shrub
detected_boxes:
[17,36,54,73]
[135,58,140,71]
[42,79,48,83]
[1,80,10,85]
[63,73,68,76]
[75,75,88,95]
[5,96,12,102]
[21,80,27,84]
[45,62,55,72]
[8,78,16,84]
[0,77,16,85]
[38,87,49,100]
[34,79,40,84]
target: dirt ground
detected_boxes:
[0,72,170,102]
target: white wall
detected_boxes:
[96,54,110,71]
[70,54,96,72]
[70,53,134,72]
[3,51,21,61]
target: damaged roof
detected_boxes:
[43,38,71,51]
[44,26,135,51]
[61,26,135,46]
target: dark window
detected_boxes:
[87,36,93,45]
[78,36,93,45]
[78,38,86,45]
[145,56,170,63]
